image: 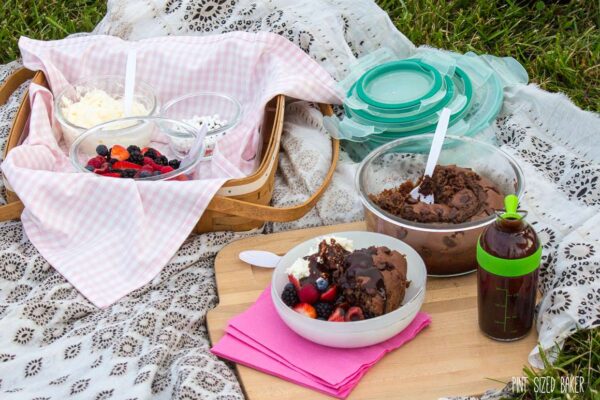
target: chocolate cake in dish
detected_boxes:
[284,237,409,321]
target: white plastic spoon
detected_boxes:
[409,107,451,204]
[239,250,281,269]
[123,48,137,116]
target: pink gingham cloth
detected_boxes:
[211,287,431,399]
[1,33,342,308]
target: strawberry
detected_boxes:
[327,307,346,322]
[110,145,129,161]
[160,165,174,174]
[99,172,122,178]
[345,307,365,322]
[298,284,319,304]
[93,162,110,174]
[293,303,317,319]
[113,161,142,170]
[288,275,301,291]
[320,285,337,303]
[143,157,162,171]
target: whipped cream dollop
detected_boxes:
[61,88,148,129]
[309,235,354,254]
[285,258,310,281]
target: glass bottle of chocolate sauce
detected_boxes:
[477,194,542,341]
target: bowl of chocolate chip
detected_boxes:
[271,232,427,348]
[356,135,524,276]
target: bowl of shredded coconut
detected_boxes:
[160,92,242,157]
[55,76,158,150]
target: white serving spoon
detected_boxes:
[409,107,451,204]
[123,49,137,116]
[239,250,281,269]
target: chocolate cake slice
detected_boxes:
[340,246,408,317]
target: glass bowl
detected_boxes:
[55,76,158,149]
[161,92,242,155]
[69,116,206,181]
[271,231,427,348]
[356,135,524,276]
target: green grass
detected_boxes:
[511,329,600,400]
[0,1,597,110]
[0,0,106,62]
[377,0,599,111]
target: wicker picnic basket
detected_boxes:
[0,69,339,233]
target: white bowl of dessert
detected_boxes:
[271,231,427,348]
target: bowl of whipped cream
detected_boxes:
[55,76,158,151]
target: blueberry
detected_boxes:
[96,145,109,157]
[316,277,329,292]
[152,171,161,176]
[168,159,181,169]
[139,171,152,178]
[85,165,94,172]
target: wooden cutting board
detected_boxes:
[207,221,537,399]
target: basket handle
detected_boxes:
[206,137,339,222]
[0,67,34,106]
[0,68,35,221]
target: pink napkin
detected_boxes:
[2,33,341,308]
[211,287,431,399]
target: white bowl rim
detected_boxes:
[354,134,526,233]
[271,231,427,327]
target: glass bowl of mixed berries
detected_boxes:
[69,116,206,181]
[271,231,427,348]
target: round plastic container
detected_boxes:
[356,60,443,111]
[355,135,524,276]
[69,116,206,181]
[271,231,427,348]
[161,92,242,155]
[55,76,158,149]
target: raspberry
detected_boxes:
[281,283,299,307]
[86,155,105,169]
[314,302,334,319]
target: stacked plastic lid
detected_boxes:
[326,48,528,161]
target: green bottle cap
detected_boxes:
[500,194,521,220]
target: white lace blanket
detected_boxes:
[0,0,598,399]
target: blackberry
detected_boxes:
[281,283,299,307]
[314,302,334,319]
[109,158,118,165]
[129,152,144,165]
[127,145,141,154]
[156,155,168,166]
[168,159,181,169]
[120,169,137,178]
[144,149,158,159]
[96,145,109,157]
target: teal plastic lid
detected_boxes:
[341,66,473,139]
[356,60,443,110]
[345,74,455,124]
